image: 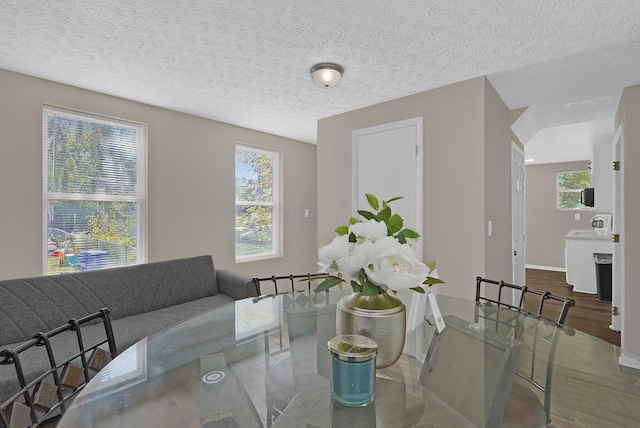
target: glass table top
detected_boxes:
[58,289,640,428]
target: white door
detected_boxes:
[611,124,624,332]
[352,117,423,259]
[511,143,526,303]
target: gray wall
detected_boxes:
[615,83,640,362]
[317,77,514,300]
[525,161,594,269]
[0,68,318,280]
[484,80,520,281]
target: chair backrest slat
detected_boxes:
[252,274,320,297]
[475,276,575,325]
[0,308,117,428]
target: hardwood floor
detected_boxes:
[524,268,620,346]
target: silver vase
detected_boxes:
[336,292,406,368]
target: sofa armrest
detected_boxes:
[217,270,257,300]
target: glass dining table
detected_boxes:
[57,289,640,428]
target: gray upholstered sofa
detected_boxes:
[0,255,256,404]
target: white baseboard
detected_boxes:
[619,350,640,369]
[525,264,566,273]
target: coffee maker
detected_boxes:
[591,214,612,235]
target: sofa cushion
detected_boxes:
[0,255,219,347]
[110,293,236,353]
[87,255,220,319]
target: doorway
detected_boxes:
[512,142,526,289]
[612,124,624,333]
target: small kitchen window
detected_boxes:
[557,170,592,210]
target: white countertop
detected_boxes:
[566,229,612,240]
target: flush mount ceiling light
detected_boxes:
[310,63,344,88]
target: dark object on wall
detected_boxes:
[581,187,595,207]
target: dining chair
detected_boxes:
[251,273,322,370]
[474,277,576,427]
[252,274,330,427]
[0,308,117,428]
[419,314,524,427]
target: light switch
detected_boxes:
[488,221,493,236]
[304,209,309,218]
[575,213,580,220]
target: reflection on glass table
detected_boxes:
[57,290,640,428]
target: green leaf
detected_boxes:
[388,214,403,234]
[396,231,407,244]
[358,210,376,220]
[410,286,426,293]
[349,217,359,225]
[350,280,363,292]
[358,269,367,284]
[335,225,349,235]
[384,196,403,204]
[376,206,391,222]
[348,232,357,243]
[423,277,445,285]
[361,287,381,296]
[336,341,370,354]
[362,280,382,296]
[314,277,344,293]
[301,274,333,282]
[366,194,379,211]
[426,261,436,271]
[401,228,420,239]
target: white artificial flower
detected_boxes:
[318,234,351,272]
[349,219,388,242]
[336,239,375,281]
[335,250,368,282]
[365,238,429,291]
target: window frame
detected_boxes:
[42,105,147,274]
[235,143,282,263]
[556,169,593,211]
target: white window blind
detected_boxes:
[43,106,146,274]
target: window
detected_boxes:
[43,106,146,274]
[557,170,591,210]
[235,144,280,261]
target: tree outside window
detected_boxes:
[235,145,280,261]
[43,107,146,274]
[557,170,592,210]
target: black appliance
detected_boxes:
[581,187,595,207]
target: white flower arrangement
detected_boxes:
[312,194,443,295]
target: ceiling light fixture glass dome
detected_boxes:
[310,63,344,88]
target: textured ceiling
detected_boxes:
[1,0,639,160]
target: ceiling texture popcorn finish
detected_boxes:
[1,0,639,152]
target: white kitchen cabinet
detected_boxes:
[565,230,613,294]
[591,143,613,212]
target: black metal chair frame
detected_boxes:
[475,277,576,425]
[252,273,320,298]
[475,276,575,325]
[0,308,117,428]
